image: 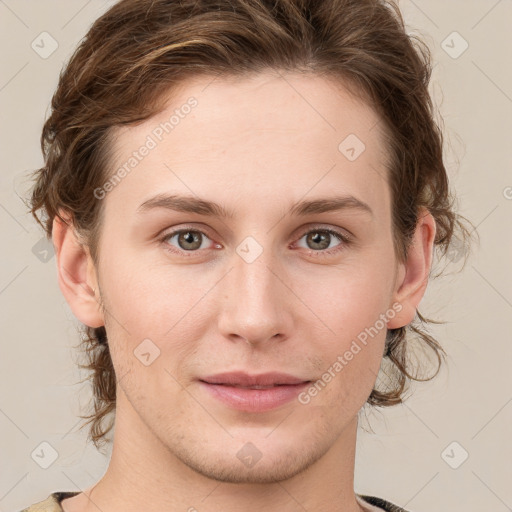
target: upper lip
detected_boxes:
[200,371,310,387]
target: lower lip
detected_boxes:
[199,381,310,412]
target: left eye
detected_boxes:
[296,228,348,254]
[161,227,351,256]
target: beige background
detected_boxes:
[1,1,511,511]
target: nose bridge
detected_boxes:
[233,241,283,312]
[235,249,277,302]
[218,238,289,343]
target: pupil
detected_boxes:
[309,232,329,250]
[180,231,201,250]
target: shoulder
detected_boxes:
[18,492,81,512]
[358,493,412,512]
[20,491,409,512]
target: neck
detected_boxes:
[70,391,365,512]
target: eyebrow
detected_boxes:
[136,193,373,218]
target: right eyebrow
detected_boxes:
[136,194,236,218]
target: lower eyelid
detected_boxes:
[161,227,351,255]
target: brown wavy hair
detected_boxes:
[27,0,477,450]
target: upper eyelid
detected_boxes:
[160,224,352,245]
[159,225,353,261]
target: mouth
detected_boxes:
[203,383,299,389]
[199,371,310,387]
[198,371,312,412]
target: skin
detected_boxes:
[53,70,436,512]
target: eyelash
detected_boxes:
[159,225,352,259]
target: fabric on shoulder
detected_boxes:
[18,491,80,512]
[19,491,411,512]
[358,493,411,512]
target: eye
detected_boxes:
[159,225,352,258]
[161,227,216,255]
[295,227,351,257]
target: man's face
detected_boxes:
[94,71,400,483]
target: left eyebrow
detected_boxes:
[289,195,373,218]
[136,193,374,219]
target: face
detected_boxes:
[86,71,404,483]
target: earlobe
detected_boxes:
[387,207,436,329]
[52,212,104,328]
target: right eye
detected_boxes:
[161,227,218,255]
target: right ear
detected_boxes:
[52,211,104,328]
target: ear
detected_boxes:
[387,207,436,329]
[52,211,104,328]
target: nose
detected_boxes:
[217,247,292,346]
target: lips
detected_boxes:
[198,372,312,412]
[199,371,310,387]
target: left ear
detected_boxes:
[387,207,437,329]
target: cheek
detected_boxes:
[303,261,393,340]
[98,257,207,381]
[299,263,392,398]
[98,245,189,335]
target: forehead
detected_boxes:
[106,71,390,221]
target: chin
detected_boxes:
[178,450,319,484]
[166,429,332,485]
